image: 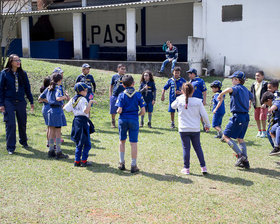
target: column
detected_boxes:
[73,13,83,59]
[82,0,87,7]
[193,2,203,38]
[126,8,136,61]
[21,17,30,58]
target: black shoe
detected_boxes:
[81,161,93,167]
[235,154,247,167]
[48,150,56,158]
[8,150,14,155]
[140,122,144,128]
[269,147,280,156]
[22,144,29,149]
[243,160,250,169]
[131,165,139,173]
[56,151,69,159]
[171,123,175,129]
[74,162,81,167]
[148,122,152,128]
[118,162,126,170]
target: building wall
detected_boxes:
[204,0,280,79]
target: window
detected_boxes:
[222,5,242,22]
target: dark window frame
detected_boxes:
[222,4,243,22]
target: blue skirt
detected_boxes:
[47,107,67,127]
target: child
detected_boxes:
[261,91,280,156]
[116,75,146,173]
[76,63,96,102]
[161,66,186,128]
[38,76,51,147]
[64,82,97,167]
[217,71,253,169]
[139,70,156,128]
[210,80,225,138]
[41,72,69,159]
[109,64,126,128]
[171,82,210,175]
[250,71,268,138]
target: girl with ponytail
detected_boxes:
[171,82,210,175]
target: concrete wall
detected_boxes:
[204,0,280,79]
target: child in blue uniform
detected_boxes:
[161,66,186,128]
[64,82,97,167]
[261,91,280,156]
[109,64,126,128]
[76,63,96,102]
[210,80,225,138]
[217,71,253,169]
[41,72,69,159]
[139,70,156,128]
[116,75,146,173]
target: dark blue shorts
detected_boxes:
[168,98,176,113]
[110,95,118,114]
[212,113,225,128]
[118,118,139,142]
[224,113,249,139]
[145,102,154,113]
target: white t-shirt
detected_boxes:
[63,96,89,118]
[171,95,210,132]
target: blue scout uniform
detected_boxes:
[40,88,50,125]
[191,77,207,100]
[116,87,146,142]
[224,84,253,139]
[76,73,96,101]
[0,68,33,152]
[43,85,67,127]
[139,81,156,113]
[163,77,186,112]
[269,99,280,147]
[267,92,280,147]
[212,91,225,128]
[110,73,125,114]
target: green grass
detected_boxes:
[0,59,279,223]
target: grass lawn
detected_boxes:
[0,59,279,223]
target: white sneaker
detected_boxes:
[256,131,262,137]
[260,131,267,138]
[181,168,190,175]
[201,166,208,175]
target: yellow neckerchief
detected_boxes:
[124,89,137,98]
[72,96,83,108]
[171,76,180,91]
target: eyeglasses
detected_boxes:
[13,59,21,63]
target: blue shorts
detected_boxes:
[212,113,225,128]
[168,98,176,113]
[145,102,154,113]
[118,118,139,142]
[224,113,249,139]
[110,95,118,114]
[270,123,279,134]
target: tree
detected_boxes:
[0,0,31,70]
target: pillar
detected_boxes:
[73,13,83,59]
[21,17,30,58]
[126,8,136,61]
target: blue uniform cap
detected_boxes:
[210,80,222,88]
[186,68,197,75]
[74,82,88,93]
[82,63,91,68]
[228,71,246,80]
[53,67,64,74]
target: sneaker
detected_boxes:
[171,123,175,129]
[235,154,247,167]
[8,151,14,155]
[181,168,190,175]
[148,122,152,128]
[118,162,126,170]
[256,131,262,137]
[201,166,208,175]
[131,165,139,173]
[81,161,93,167]
[74,162,81,167]
[56,151,69,159]
[269,147,280,156]
[220,137,226,143]
[111,119,116,128]
[48,150,56,158]
[243,160,250,169]
[140,122,144,128]
[260,131,267,138]
[22,144,29,149]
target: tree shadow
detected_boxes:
[239,167,280,180]
[139,129,163,135]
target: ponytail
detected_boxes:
[182,82,194,109]
[48,72,62,91]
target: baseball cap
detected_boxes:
[74,82,88,93]
[82,63,91,68]
[210,80,222,88]
[53,67,64,74]
[186,68,197,75]
[228,71,246,80]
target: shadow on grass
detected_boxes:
[148,127,177,132]
[95,128,119,135]
[139,129,163,135]
[240,167,280,180]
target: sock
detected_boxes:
[227,140,242,155]
[49,139,54,151]
[131,158,137,166]
[47,139,50,146]
[119,151,125,163]
[272,137,276,146]
[171,121,174,125]
[262,129,266,132]
[141,116,144,124]
[239,142,247,157]
[56,138,62,152]
[148,114,152,123]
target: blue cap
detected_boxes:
[186,68,197,75]
[74,82,88,93]
[53,67,64,74]
[228,71,246,80]
[210,80,222,88]
[82,63,91,68]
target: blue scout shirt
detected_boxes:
[0,69,33,106]
[76,73,96,94]
[39,88,50,113]
[165,46,178,59]
[139,81,156,103]
[212,91,225,115]
[116,87,146,119]
[191,77,207,99]
[272,99,280,122]
[111,74,125,97]
[230,84,253,113]
[45,85,64,107]
[163,77,186,102]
